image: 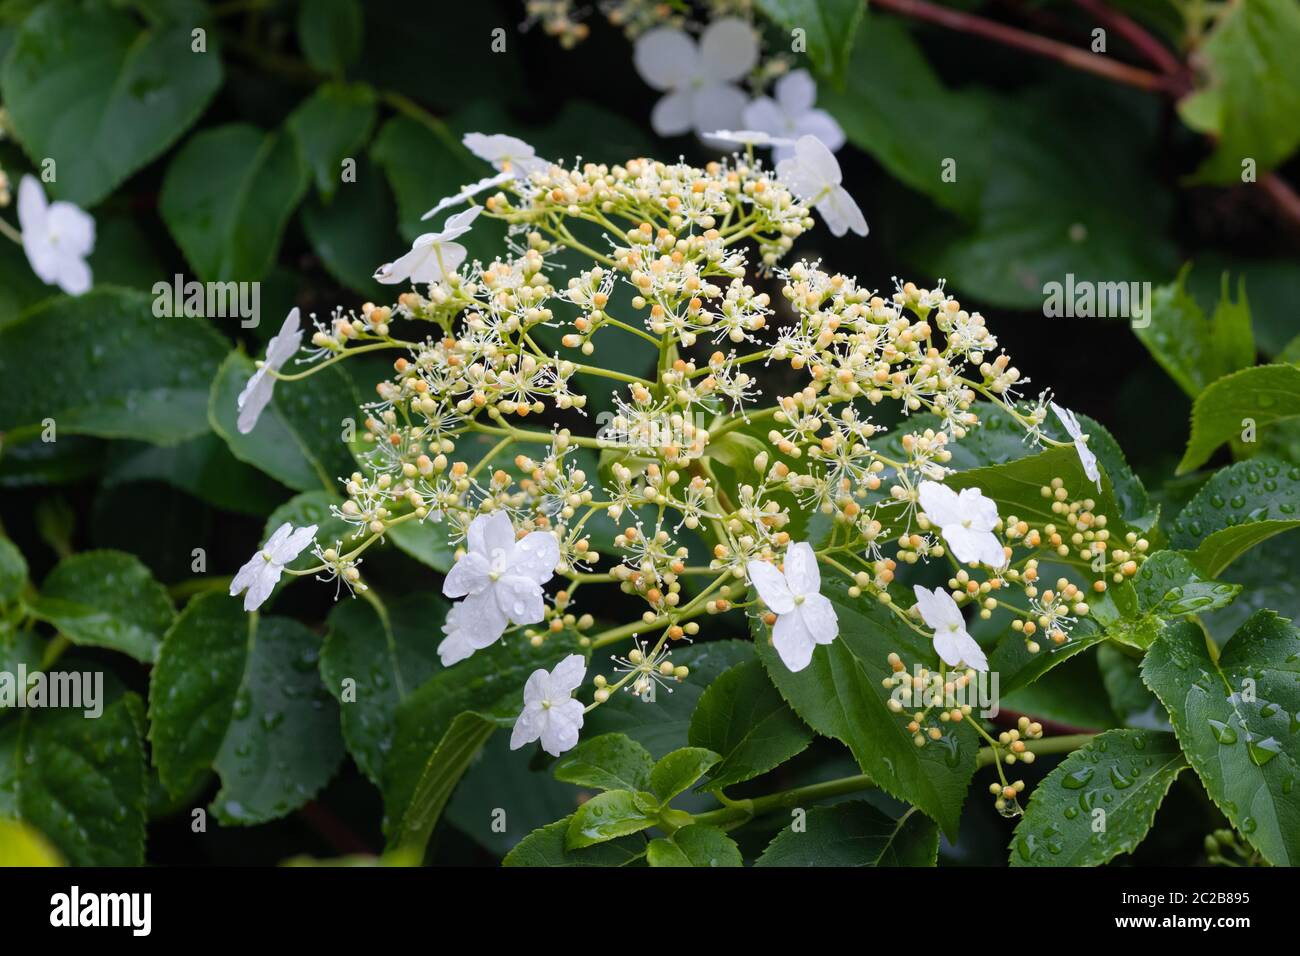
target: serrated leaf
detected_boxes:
[160,124,309,282]
[0,289,228,445]
[566,789,658,849]
[0,0,222,207]
[503,814,646,867]
[647,824,742,867]
[1178,365,1300,473]
[552,733,655,793]
[1170,458,1300,576]
[28,550,174,663]
[1141,612,1300,865]
[148,593,343,824]
[320,593,445,785]
[753,582,978,838]
[755,802,939,866]
[688,659,812,792]
[1011,729,1187,866]
[649,747,719,803]
[209,351,359,493]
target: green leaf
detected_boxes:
[1011,729,1188,866]
[28,550,174,663]
[1177,0,1300,184]
[320,593,444,785]
[755,802,939,866]
[583,640,755,758]
[297,0,363,75]
[1134,550,1241,617]
[148,593,343,824]
[0,289,228,444]
[0,536,28,604]
[1135,266,1255,399]
[382,631,579,846]
[0,0,222,207]
[1178,365,1300,474]
[1170,458,1300,576]
[1141,612,1300,865]
[287,82,376,200]
[566,789,658,849]
[209,351,359,493]
[503,815,646,867]
[754,582,978,838]
[647,824,742,867]
[756,0,864,88]
[649,747,720,804]
[392,711,496,854]
[688,659,812,792]
[1098,643,1168,729]
[104,433,286,517]
[1001,651,1118,731]
[0,232,53,329]
[4,691,147,865]
[301,157,396,297]
[0,818,62,866]
[160,124,310,281]
[552,733,655,793]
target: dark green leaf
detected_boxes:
[503,814,645,867]
[646,823,742,867]
[287,82,376,200]
[1170,458,1300,576]
[1178,365,1300,473]
[104,433,286,517]
[297,0,363,75]
[755,802,939,866]
[649,746,719,803]
[552,733,655,793]
[566,789,657,849]
[756,0,864,87]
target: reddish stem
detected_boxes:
[869,0,1175,92]
[1260,174,1300,233]
[1071,0,1186,80]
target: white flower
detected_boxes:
[230,522,318,611]
[237,307,302,434]
[510,654,587,756]
[776,135,868,237]
[918,480,1007,569]
[747,541,839,672]
[706,128,795,149]
[17,175,94,295]
[435,602,497,667]
[374,206,482,285]
[462,133,550,179]
[912,585,988,672]
[420,171,514,221]
[1051,402,1101,491]
[633,18,758,138]
[442,512,559,650]
[742,70,845,162]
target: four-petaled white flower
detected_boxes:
[633,18,758,138]
[742,70,845,163]
[776,135,868,237]
[442,511,560,653]
[912,585,988,672]
[747,541,839,672]
[1051,402,1101,491]
[230,522,318,611]
[510,653,587,756]
[237,307,302,434]
[17,175,95,295]
[462,133,550,179]
[374,206,481,286]
[420,172,514,221]
[918,480,1007,569]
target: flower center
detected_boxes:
[261,550,274,562]
[541,699,552,710]
[961,519,973,529]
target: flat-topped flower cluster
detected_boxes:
[229,134,1140,795]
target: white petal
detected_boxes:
[16,175,46,234]
[783,541,821,595]
[508,530,559,583]
[918,481,963,528]
[633,26,699,90]
[650,90,695,137]
[494,575,545,626]
[793,134,842,187]
[944,525,1007,569]
[699,18,759,83]
[772,611,817,672]
[956,487,1000,533]
[407,241,466,285]
[235,371,273,434]
[795,109,845,153]
[240,564,279,612]
[913,585,961,633]
[53,254,92,296]
[521,668,551,706]
[458,588,510,640]
[798,593,838,645]
[934,628,988,672]
[775,155,824,203]
[419,172,513,221]
[775,69,818,114]
[741,96,787,137]
[510,700,546,750]
[463,132,533,166]
[747,559,795,614]
[274,524,319,562]
[442,551,491,598]
[1050,402,1082,441]
[437,629,477,667]
[690,83,749,139]
[1077,438,1102,490]
[440,204,483,240]
[817,186,867,238]
[548,653,587,696]
[46,201,96,256]
[265,308,303,369]
[468,511,516,559]
[539,699,584,756]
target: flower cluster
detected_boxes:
[229,133,1138,771]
